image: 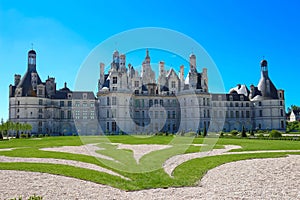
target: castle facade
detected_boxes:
[9,49,286,135]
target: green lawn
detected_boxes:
[0,136,299,191]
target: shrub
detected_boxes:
[258,133,264,138]
[219,132,224,137]
[230,130,239,136]
[269,130,282,138]
[38,134,44,138]
[21,134,27,138]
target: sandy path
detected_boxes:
[0,155,299,199]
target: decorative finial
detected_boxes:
[31,43,34,50]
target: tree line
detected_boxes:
[0,120,32,140]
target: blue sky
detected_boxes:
[1,0,300,120]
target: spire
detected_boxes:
[145,49,150,64]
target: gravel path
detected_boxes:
[163,145,241,176]
[0,156,128,180]
[0,155,299,199]
[41,144,115,161]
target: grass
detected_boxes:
[0,135,299,190]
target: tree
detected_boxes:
[5,121,13,139]
[203,123,207,137]
[15,122,21,138]
[0,124,3,140]
[241,125,247,137]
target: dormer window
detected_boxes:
[240,95,244,101]
[113,77,117,84]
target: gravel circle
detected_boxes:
[0,155,299,200]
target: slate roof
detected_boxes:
[16,71,43,97]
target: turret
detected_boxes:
[120,54,126,72]
[14,74,21,86]
[189,53,196,73]
[159,61,165,76]
[257,59,278,99]
[28,49,37,72]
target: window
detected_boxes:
[82,102,87,107]
[240,95,244,101]
[112,97,117,105]
[155,111,158,118]
[68,110,72,119]
[60,101,64,107]
[219,110,223,117]
[259,102,262,106]
[230,102,233,107]
[160,99,163,106]
[141,99,145,107]
[280,109,284,117]
[235,102,239,107]
[171,81,176,88]
[68,101,72,107]
[230,111,234,118]
[135,99,140,107]
[149,99,153,107]
[106,122,110,131]
[90,102,94,107]
[207,110,210,118]
[18,101,20,105]
[38,108,43,113]
[60,111,64,119]
[135,90,139,94]
[75,101,80,107]
[172,111,176,119]
[246,103,250,107]
[107,97,110,106]
[90,111,95,119]
[17,109,19,113]
[167,111,171,119]
[83,111,87,119]
[229,95,233,101]
[246,111,250,118]
[281,120,284,129]
[259,110,263,117]
[75,110,80,119]
[38,89,43,95]
[39,99,43,105]
[112,77,117,84]
[241,111,244,118]
[154,99,158,106]
[107,110,109,118]
[160,111,164,118]
[134,81,139,87]
[112,87,117,91]
[112,122,116,132]
[280,101,283,106]
[172,99,176,105]
[236,111,239,118]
